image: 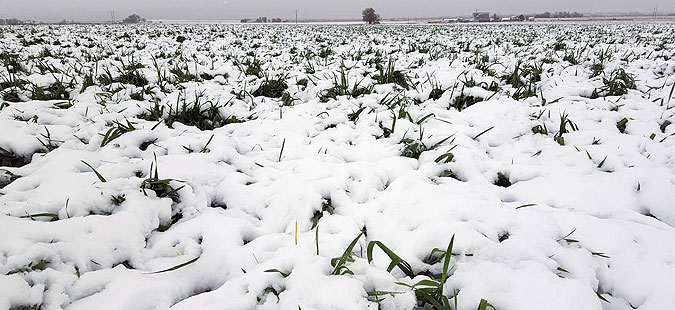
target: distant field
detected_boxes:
[1,22,674,310]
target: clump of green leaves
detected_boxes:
[373,59,411,90]
[401,138,427,159]
[503,61,526,88]
[170,63,198,83]
[1,52,25,74]
[512,82,537,100]
[311,199,335,229]
[280,91,296,106]
[532,124,549,135]
[111,194,126,206]
[141,155,184,203]
[29,80,71,101]
[438,169,460,181]
[139,101,166,122]
[616,118,628,133]
[6,260,50,275]
[429,81,450,100]
[244,58,262,77]
[100,119,135,147]
[590,62,604,78]
[80,71,96,93]
[554,113,579,145]
[367,241,415,278]
[331,232,364,276]
[9,304,42,310]
[592,68,635,97]
[494,172,511,187]
[163,92,242,130]
[563,52,578,65]
[318,47,333,59]
[0,169,19,189]
[397,236,458,310]
[320,70,373,102]
[37,126,62,152]
[252,75,288,98]
[116,66,148,87]
[451,94,483,111]
[0,146,29,168]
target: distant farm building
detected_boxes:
[473,12,490,22]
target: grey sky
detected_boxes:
[1,0,673,22]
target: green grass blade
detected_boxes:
[331,232,363,275]
[473,126,495,140]
[264,269,290,278]
[81,160,107,182]
[367,241,415,278]
[146,256,199,274]
[439,235,455,296]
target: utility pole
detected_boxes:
[295,10,298,24]
[111,11,115,23]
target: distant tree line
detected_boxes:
[535,11,584,18]
[489,14,529,21]
[488,11,584,22]
[1,14,147,25]
[240,17,282,23]
[0,18,26,25]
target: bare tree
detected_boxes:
[362,8,380,24]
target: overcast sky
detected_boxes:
[1,0,673,22]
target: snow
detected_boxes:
[1,22,675,310]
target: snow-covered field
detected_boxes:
[1,22,675,310]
